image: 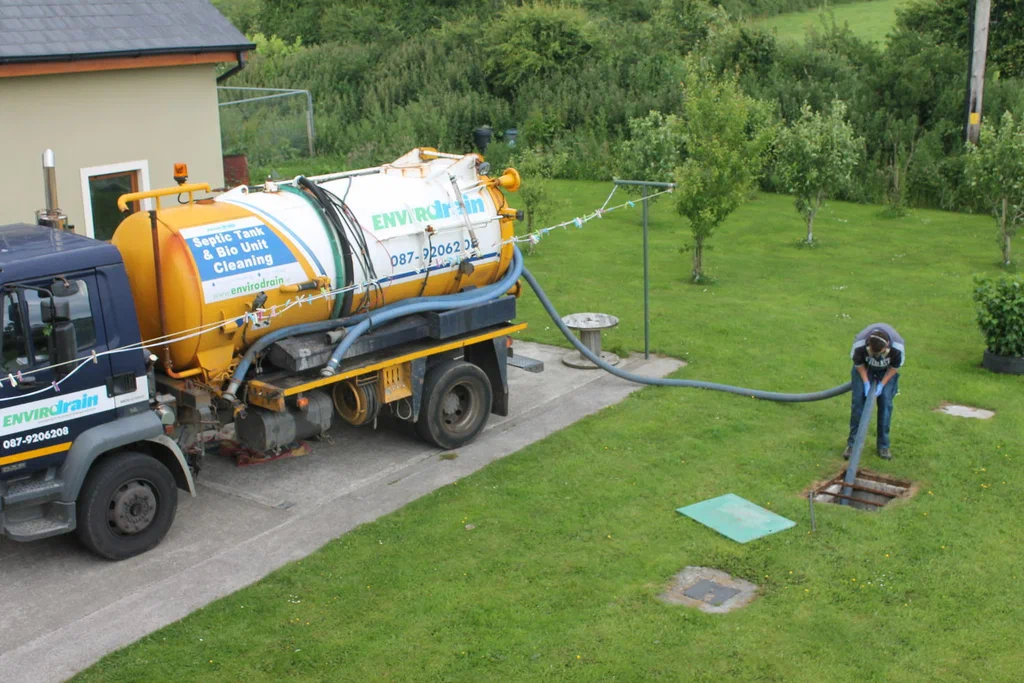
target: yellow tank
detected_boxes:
[112,149,520,385]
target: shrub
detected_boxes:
[973,275,1024,357]
[482,4,599,95]
[615,111,685,185]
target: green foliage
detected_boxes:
[250,32,305,58]
[615,111,685,184]
[212,0,262,34]
[208,0,1021,215]
[973,275,1024,357]
[673,58,776,281]
[649,0,725,53]
[508,148,569,252]
[483,4,599,95]
[775,100,862,242]
[965,111,1024,266]
[897,0,1024,78]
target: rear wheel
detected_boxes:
[75,451,178,560]
[416,359,492,449]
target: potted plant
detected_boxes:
[973,274,1024,374]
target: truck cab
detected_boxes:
[0,223,194,559]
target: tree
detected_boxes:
[965,111,1024,267]
[674,59,775,282]
[509,148,568,254]
[616,110,685,184]
[775,101,862,244]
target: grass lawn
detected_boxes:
[750,0,912,43]
[77,183,1024,681]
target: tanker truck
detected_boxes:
[0,148,525,559]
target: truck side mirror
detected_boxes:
[52,321,77,377]
[51,279,80,297]
[41,299,70,323]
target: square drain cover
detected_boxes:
[677,493,796,543]
[659,567,759,612]
[682,579,741,606]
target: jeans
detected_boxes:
[847,366,899,450]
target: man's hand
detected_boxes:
[875,383,884,398]
[863,381,871,398]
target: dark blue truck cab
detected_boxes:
[0,223,194,559]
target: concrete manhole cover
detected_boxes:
[659,566,758,613]
[935,402,995,420]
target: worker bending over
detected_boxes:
[844,323,905,461]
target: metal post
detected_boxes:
[808,490,816,532]
[305,90,316,157]
[612,178,675,361]
[965,0,991,144]
[642,185,650,359]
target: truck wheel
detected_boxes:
[416,359,492,450]
[75,451,178,560]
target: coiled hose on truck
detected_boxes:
[222,247,526,401]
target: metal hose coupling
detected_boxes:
[320,362,338,378]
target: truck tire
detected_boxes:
[416,359,492,450]
[75,451,178,560]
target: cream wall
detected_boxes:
[0,64,225,235]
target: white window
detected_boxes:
[80,160,151,240]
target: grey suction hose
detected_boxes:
[222,250,526,401]
[840,381,876,505]
[319,248,525,376]
[520,266,852,403]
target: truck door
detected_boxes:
[0,272,135,478]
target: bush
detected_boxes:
[615,110,685,185]
[973,275,1024,357]
[482,4,599,95]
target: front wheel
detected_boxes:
[75,451,178,560]
[416,359,493,450]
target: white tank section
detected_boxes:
[215,150,506,300]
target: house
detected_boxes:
[0,0,254,239]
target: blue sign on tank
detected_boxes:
[180,218,308,303]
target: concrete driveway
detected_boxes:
[0,342,682,683]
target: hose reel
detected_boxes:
[333,376,381,426]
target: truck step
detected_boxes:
[4,513,73,542]
[3,477,64,506]
[508,354,544,373]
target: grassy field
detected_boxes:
[77,184,1024,681]
[750,0,911,42]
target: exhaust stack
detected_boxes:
[36,149,69,232]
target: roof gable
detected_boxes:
[0,0,254,64]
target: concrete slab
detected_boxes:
[935,402,995,420]
[0,342,682,683]
[659,566,759,613]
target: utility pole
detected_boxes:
[965,0,991,145]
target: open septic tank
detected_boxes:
[812,468,914,511]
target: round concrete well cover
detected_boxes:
[659,566,759,613]
[561,312,619,330]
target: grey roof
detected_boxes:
[0,0,254,63]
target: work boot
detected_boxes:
[878,447,892,460]
[842,446,852,460]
